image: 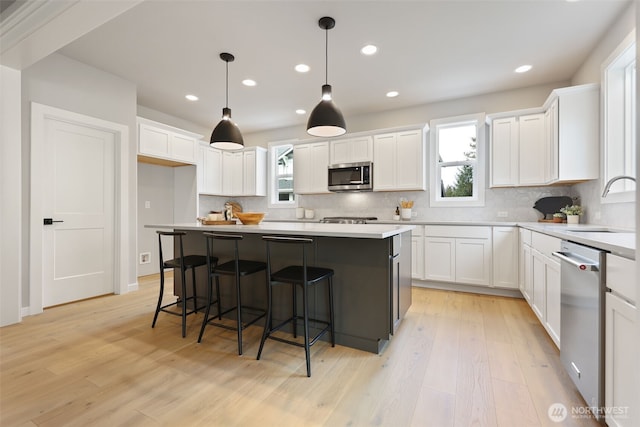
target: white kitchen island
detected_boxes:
[146,221,415,353]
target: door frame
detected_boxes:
[30,102,130,314]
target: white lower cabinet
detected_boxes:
[411,226,424,280]
[521,230,561,348]
[605,254,637,427]
[423,226,491,286]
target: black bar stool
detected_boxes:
[257,235,335,377]
[198,233,268,356]
[152,231,211,338]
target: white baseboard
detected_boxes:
[128,281,139,292]
[21,306,30,317]
[412,280,524,298]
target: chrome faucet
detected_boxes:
[601,175,636,197]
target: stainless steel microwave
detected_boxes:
[327,162,373,192]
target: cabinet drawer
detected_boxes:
[425,225,491,239]
[531,231,561,258]
[411,225,424,237]
[606,254,636,304]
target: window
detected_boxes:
[269,143,296,207]
[429,113,485,207]
[602,30,636,203]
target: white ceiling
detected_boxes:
[56,0,629,135]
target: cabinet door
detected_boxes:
[545,99,559,183]
[411,235,424,280]
[329,139,351,164]
[531,248,546,322]
[139,123,170,158]
[243,150,257,196]
[424,237,455,282]
[171,133,197,163]
[202,147,222,195]
[349,136,374,162]
[520,243,533,302]
[222,151,243,195]
[605,292,637,427]
[455,238,491,286]
[373,133,396,190]
[293,144,310,193]
[310,143,329,193]
[396,130,425,190]
[545,258,561,347]
[492,227,518,289]
[490,117,518,187]
[518,113,546,185]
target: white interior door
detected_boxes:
[42,118,115,307]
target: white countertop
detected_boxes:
[145,221,415,239]
[517,222,635,259]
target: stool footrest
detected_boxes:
[264,315,331,347]
[202,305,266,332]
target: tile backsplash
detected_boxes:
[199,184,626,225]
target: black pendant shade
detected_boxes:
[307,17,346,137]
[211,53,244,150]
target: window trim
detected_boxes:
[429,113,486,207]
[268,141,297,209]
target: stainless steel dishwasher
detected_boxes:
[552,241,606,420]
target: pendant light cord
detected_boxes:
[324,26,329,85]
[225,59,229,108]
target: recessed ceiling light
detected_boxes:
[185,94,199,101]
[361,44,378,55]
[296,109,306,115]
[295,64,310,73]
[515,65,532,73]
[386,91,399,98]
[242,79,257,86]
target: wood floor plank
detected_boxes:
[0,278,600,427]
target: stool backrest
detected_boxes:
[157,231,186,269]
[203,232,243,272]
[262,235,314,282]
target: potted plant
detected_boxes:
[552,212,565,223]
[560,205,583,224]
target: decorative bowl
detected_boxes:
[234,212,265,225]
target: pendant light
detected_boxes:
[306,16,347,137]
[210,52,244,150]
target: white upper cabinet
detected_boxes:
[329,136,374,164]
[293,142,330,194]
[488,83,599,187]
[546,84,599,184]
[373,128,426,191]
[137,117,201,165]
[198,145,266,197]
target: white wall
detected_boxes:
[20,53,138,310]
[137,163,175,277]
[571,2,636,228]
[1,65,23,326]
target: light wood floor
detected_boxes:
[1,275,598,427]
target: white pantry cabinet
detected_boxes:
[373,128,426,191]
[137,117,201,165]
[423,226,491,286]
[605,254,636,427]
[293,142,330,194]
[329,136,373,164]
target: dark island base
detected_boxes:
[172,230,412,354]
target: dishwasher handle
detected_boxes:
[552,251,599,271]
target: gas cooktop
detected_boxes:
[320,216,378,224]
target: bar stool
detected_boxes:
[257,235,335,377]
[152,231,211,338]
[198,233,268,356]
